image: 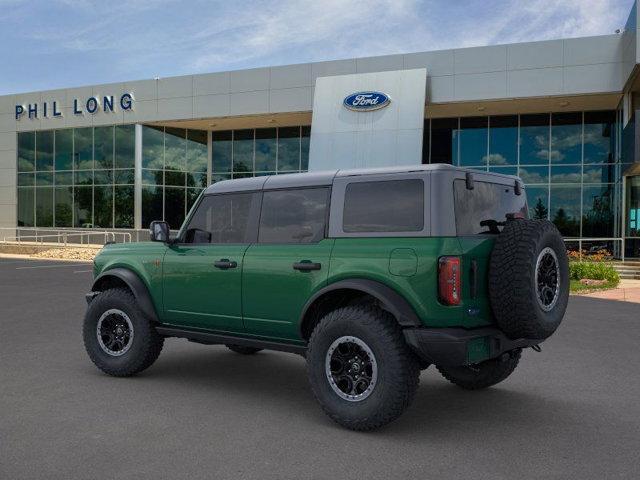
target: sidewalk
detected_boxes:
[575,279,640,303]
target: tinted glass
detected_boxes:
[164,187,186,229]
[114,186,134,228]
[36,130,54,171]
[94,186,113,228]
[54,129,73,171]
[185,193,258,244]
[17,188,34,226]
[430,118,457,164]
[519,114,549,165]
[35,187,54,227]
[18,132,35,172]
[54,186,73,227]
[142,186,163,228]
[142,126,164,169]
[233,129,253,173]
[278,127,300,171]
[74,128,93,170]
[584,111,615,164]
[94,126,113,169]
[255,128,276,172]
[550,185,581,237]
[259,188,329,243]
[74,186,92,227]
[115,125,135,169]
[165,128,186,172]
[186,129,208,173]
[457,117,487,167]
[582,184,614,237]
[527,186,549,220]
[454,180,527,235]
[301,126,311,171]
[343,180,424,233]
[212,131,232,173]
[488,115,517,166]
[551,113,581,164]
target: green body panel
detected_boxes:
[328,237,494,329]
[162,243,249,332]
[92,235,496,340]
[241,239,334,341]
[93,242,167,313]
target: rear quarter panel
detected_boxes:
[328,237,493,328]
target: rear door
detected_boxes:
[242,187,333,340]
[162,192,261,332]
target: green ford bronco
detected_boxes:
[83,165,569,430]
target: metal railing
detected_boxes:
[0,228,132,247]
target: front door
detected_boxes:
[162,191,261,332]
[242,187,333,340]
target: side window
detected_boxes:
[183,192,259,244]
[259,188,329,243]
[343,179,424,233]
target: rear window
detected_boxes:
[343,179,424,233]
[454,179,528,235]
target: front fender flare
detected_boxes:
[299,279,422,334]
[91,268,159,322]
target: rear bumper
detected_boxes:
[403,326,540,367]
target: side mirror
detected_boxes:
[149,221,170,242]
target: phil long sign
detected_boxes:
[15,93,134,120]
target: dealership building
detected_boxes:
[2,3,640,257]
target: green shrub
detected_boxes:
[569,261,620,285]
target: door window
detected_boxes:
[258,188,329,243]
[182,193,260,244]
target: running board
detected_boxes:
[155,326,307,355]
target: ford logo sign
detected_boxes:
[343,91,390,111]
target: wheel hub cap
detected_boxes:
[535,247,560,312]
[325,336,378,402]
[96,309,134,357]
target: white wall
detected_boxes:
[308,69,426,170]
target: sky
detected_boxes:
[0,0,636,95]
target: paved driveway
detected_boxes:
[1,258,639,480]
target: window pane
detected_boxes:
[55,171,72,186]
[454,180,527,235]
[142,169,163,185]
[184,192,258,244]
[488,166,518,176]
[526,186,549,220]
[551,113,581,164]
[54,186,73,227]
[259,188,329,243]
[165,127,186,172]
[233,129,253,173]
[584,111,615,164]
[186,171,207,188]
[519,114,549,165]
[212,131,232,173]
[94,186,113,228]
[164,187,185,230]
[94,169,113,185]
[456,117,487,167]
[301,126,310,171]
[54,129,73,171]
[17,188,34,226]
[277,127,300,171]
[519,166,548,184]
[74,128,93,170]
[187,188,202,212]
[94,126,114,169]
[430,118,457,164]
[582,184,614,237]
[74,186,93,227]
[114,186,134,228]
[488,115,517,166]
[142,186,163,228]
[75,170,93,186]
[584,164,615,184]
[550,165,581,183]
[255,128,276,172]
[142,126,164,169]
[115,124,135,169]
[18,172,34,187]
[36,130,54,171]
[165,170,185,187]
[35,187,53,227]
[550,185,580,237]
[114,169,134,185]
[36,172,53,186]
[186,129,208,173]
[343,180,424,233]
[18,132,35,172]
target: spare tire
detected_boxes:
[489,219,569,340]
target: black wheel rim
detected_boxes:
[325,336,378,402]
[535,247,560,312]
[96,309,134,356]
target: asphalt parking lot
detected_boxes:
[1,257,639,480]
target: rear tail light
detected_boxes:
[438,256,461,306]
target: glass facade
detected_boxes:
[212,126,310,181]
[425,111,620,239]
[17,126,135,228]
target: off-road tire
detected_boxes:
[307,305,420,431]
[83,287,164,377]
[489,219,569,340]
[437,349,521,390]
[226,344,263,355]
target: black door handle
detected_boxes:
[214,259,237,269]
[293,261,321,271]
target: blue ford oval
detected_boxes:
[343,91,391,111]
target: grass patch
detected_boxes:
[570,279,619,293]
